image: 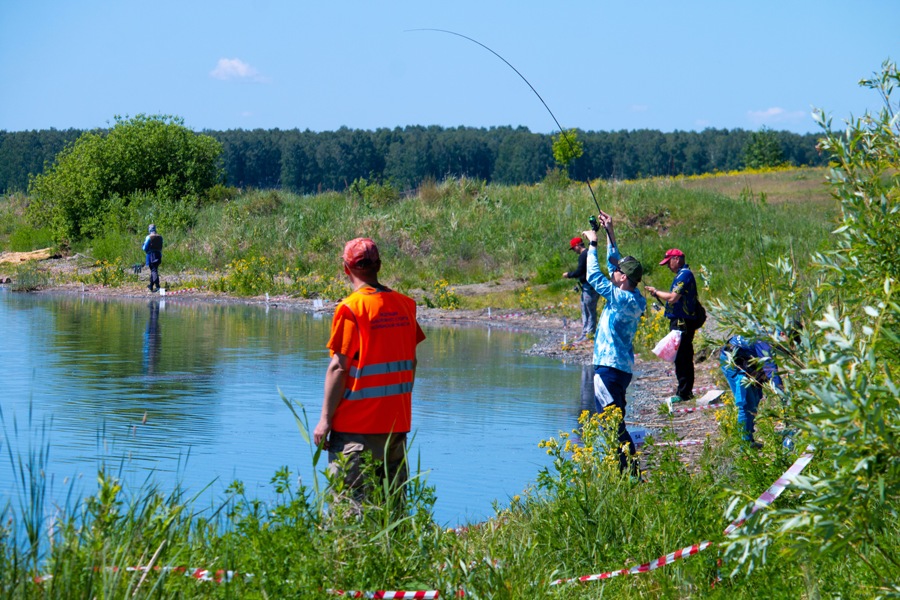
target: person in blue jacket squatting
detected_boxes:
[584,210,647,475]
[142,224,164,292]
[719,334,783,449]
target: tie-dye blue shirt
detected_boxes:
[587,243,647,373]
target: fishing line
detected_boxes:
[407,28,602,214]
[751,191,772,300]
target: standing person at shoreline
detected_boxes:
[142,224,163,293]
[584,211,646,475]
[563,235,600,343]
[313,237,426,511]
[646,249,703,405]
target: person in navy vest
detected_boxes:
[646,248,703,404]
[142,224,163,292]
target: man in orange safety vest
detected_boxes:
[313,237,426,508]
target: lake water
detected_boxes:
[0,288,598,526]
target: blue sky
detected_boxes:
[1,1,897,134]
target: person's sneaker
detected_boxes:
[665,395,690,413]
[748,440,764,450]
[573,334,587,343]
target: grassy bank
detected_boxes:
[1,167,837,308]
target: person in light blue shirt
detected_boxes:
[584,210,647,474]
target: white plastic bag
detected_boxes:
[652,330,682,362]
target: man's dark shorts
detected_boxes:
[328,431,408,497]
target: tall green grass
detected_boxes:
[0,169,839,304]
[2,393,887,597]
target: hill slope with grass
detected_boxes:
[1,166,838,309]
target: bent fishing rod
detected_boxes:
[408,28,603,218]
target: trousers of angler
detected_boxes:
[409,27,602,214]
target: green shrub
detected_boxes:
[79,258,131,287]
[213,255,276,296]
[7,225,54,251]
[423,279,460,309]
[349,176,400,208]
[10,261,53,291]
[204,183,239,205]
[27,114,222,244]
[715,61,900,588]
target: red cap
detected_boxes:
[343,237,381,269]
[659,248,685,265]
[569,236,584,249]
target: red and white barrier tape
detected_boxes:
[655,439,706,447]
[34,566,246,584]
[490,313,524,319]
[162,287,201,296]
[329,591,442,599]
[551,542,714,585]
[551,447,815,586]
[32,450,815,595]
[671,402,725,415]
[722,447,814,536]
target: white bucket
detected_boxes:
[159,288,166,296]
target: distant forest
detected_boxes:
[0,126,826,195]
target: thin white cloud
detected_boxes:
[210,58,270,83]
[747,107,806,125]
[629,104,649,113]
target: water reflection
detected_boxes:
[1,291,585,525]
[580,364,595,414]
[143,300,161,376]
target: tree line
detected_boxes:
[0,125,825,195]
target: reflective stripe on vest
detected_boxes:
[344,381,413,401]
[331,287,419,434]
[348,359,415,379]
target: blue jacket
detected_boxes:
[719,335,783,389]
[142,233,163,266]
[587,243,647,373]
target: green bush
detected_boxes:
[534,252,565,284]
[9,261,53,291]
[211,255,276,296]
[349,176,400,208]
[27,114,222,244]
[78,258,132,287]
[423,279,460,309]
[715,60,900,590]
[7,225,54,252]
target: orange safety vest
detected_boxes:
[331,287,422,434]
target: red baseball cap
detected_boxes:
[343,237,381,269]
[569,236,584,249]
[659,248,685,265]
